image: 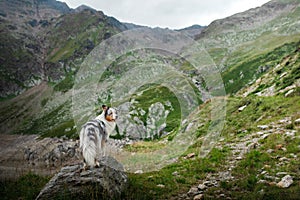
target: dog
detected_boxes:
[79,105,118,169]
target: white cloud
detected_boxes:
[59,0,270,29]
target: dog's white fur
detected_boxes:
[79,107,117,168]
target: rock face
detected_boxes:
[117,101,172,140]
[36,157,127,200]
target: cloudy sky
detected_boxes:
[59,0,270,29]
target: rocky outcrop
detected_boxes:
[36,157,127,200]
[117,101,172,140]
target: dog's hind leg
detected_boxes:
[80,159,88,172]
[101,138,106,157]
[95,160,100,168]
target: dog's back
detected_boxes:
[80,119,106,167]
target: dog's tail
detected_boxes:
[80,123,102,167]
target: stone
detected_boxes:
[281,147,287,152]
[36,157,127,200]
[134,170,143,174]
[172,171,179,176]
[263,165,271,169]
[285,131,295,137]
[285,89,294,97]
[264,175,276,181]
[277,175,293,188]
[187,153,196,158]
[218,171,234,181]
[294,118,300,125]
[289,153,297,158]
[203,180,218,187]
[279,157,288,162]
[280,72,288,78]
[261,134,270,140]
[266,149,274,154]
[157,184,165,188]
[238,105,247,112]
[247,142,259,152]
[197,184,207,190]
[276,172,288,177]
[261,171,268,175]
[188,187,200,196]
[236,156,243,160]
[194,194,204,200]
[257,179,268,184]
[257,125,269,130]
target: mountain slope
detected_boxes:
[0,0,128,97]
[196,0,300,94]
[0,0,299,138]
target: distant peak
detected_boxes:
[74,4,96,12]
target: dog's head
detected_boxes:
[103,105,118,122]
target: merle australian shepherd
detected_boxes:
[79,105,118,169]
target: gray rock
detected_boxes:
[238,105,247,112]
[264,175,276,181]
[261,134,270,140]
[266,149,274,154]
[188,187,200,196]
[276,172,288,177]
[279,157,288,162]
[257,179,268,184]
[277,175,293,188]
[134,170,143,174]
[194,194,204,200]
[285,89,294,97]
[261,171,268,175]
[289,153,297,158]
[257,125,269,130]
[197,184,207,190]
[172,171,179,176]
[218,171,234,181]
[294,118,300,125]
[285,131,295,138]
[36,157,127,200]
[157,184,165,188]
[203,180,218,187]
[236,156,243,160]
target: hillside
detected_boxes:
[196,0,300,94]
[0,0,300,199]
[0,0,127,98]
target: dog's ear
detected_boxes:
[102,105,107,110]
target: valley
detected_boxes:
[0,0,299,199]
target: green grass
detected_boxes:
[131,84,182,134]
[123,147,229,199]
[222,95,300,139]
[122,94,299,199]
[53,73,75,93]
[0,173,50,200]
[205,133,300,199]
[2,95,299,199]
[15,100,77,139]
[124,140,166,153]
[223,41,299,94]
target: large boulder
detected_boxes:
[36,157,127,200]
